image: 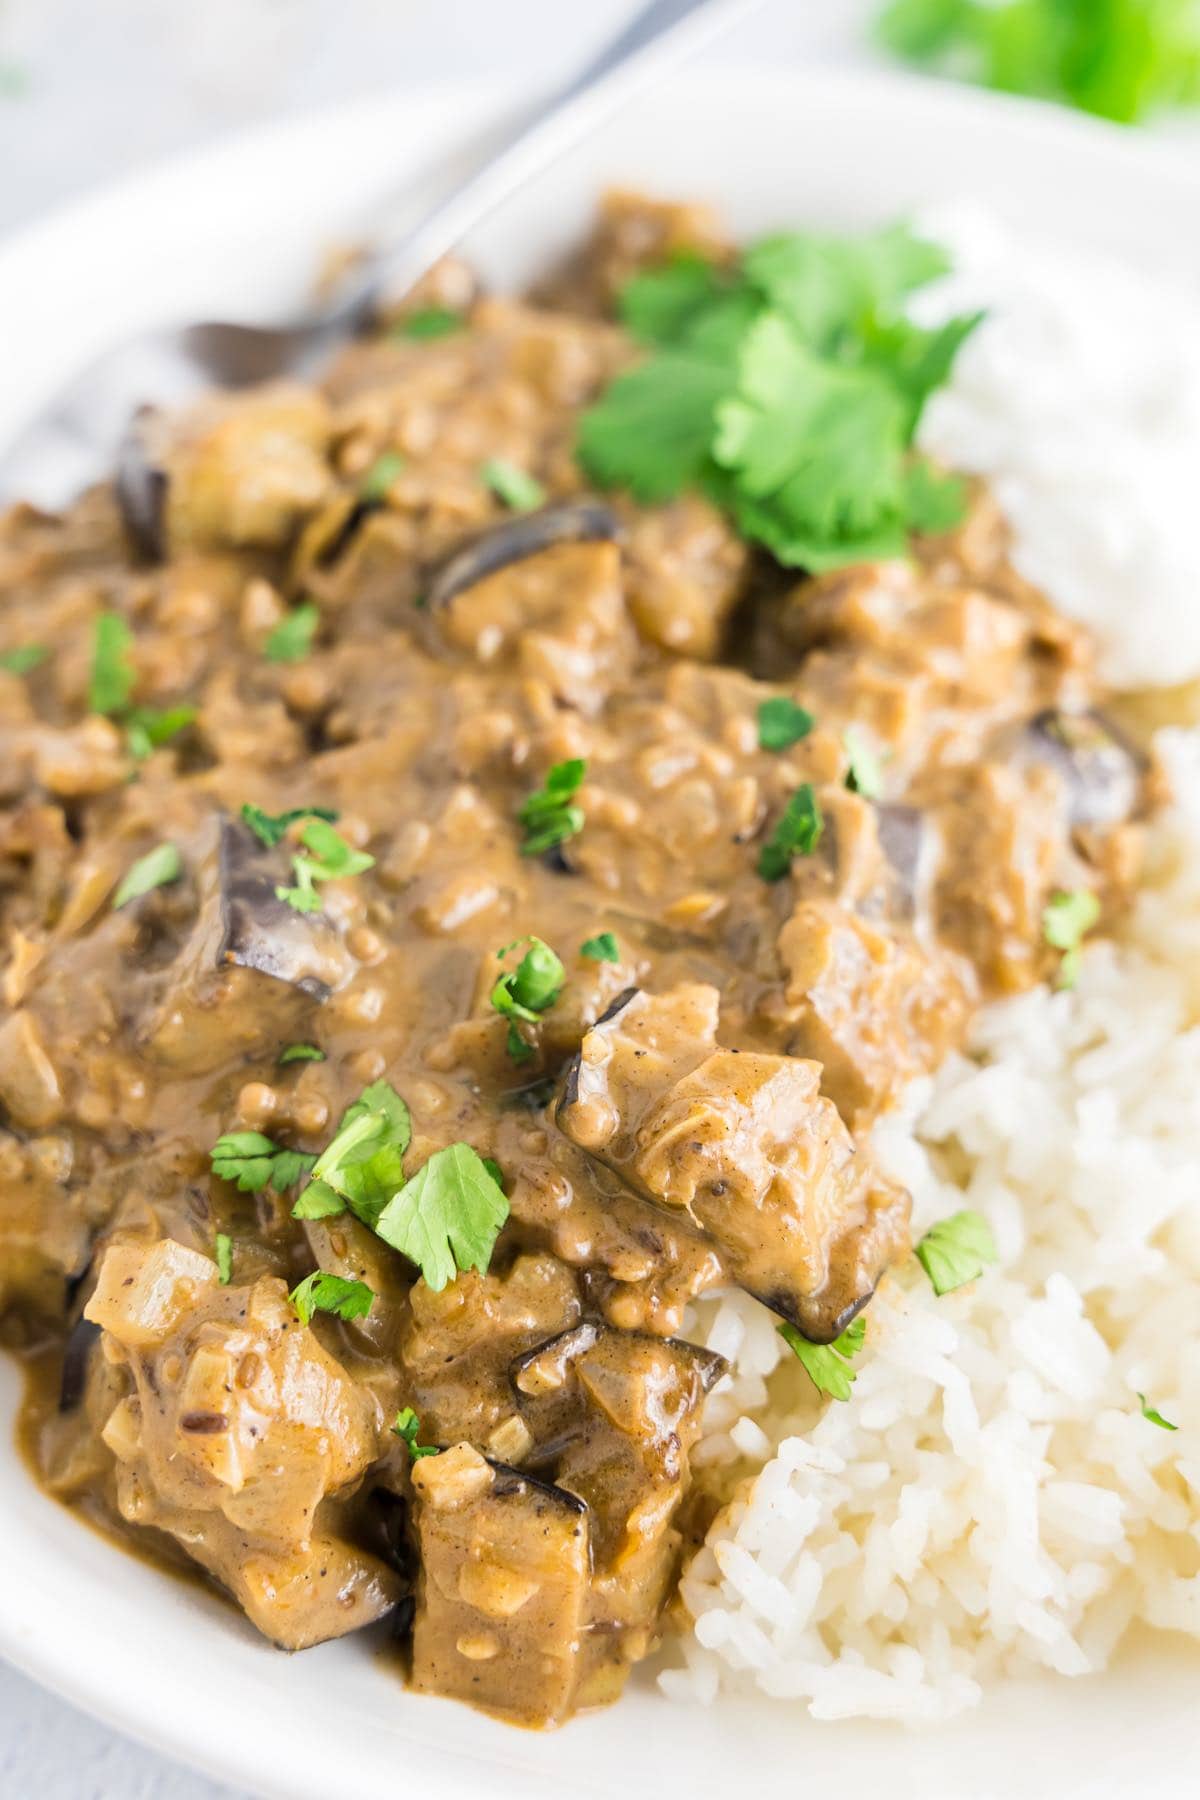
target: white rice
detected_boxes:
[668,733,1200,1722]
[663,218,1200,1722]
[914,208,1200,690]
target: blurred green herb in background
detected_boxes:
[876,0,1200,123]
[0,61,28,100]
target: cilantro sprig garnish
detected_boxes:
[757,784,823,881]
[395,307,463,340]
[360,451,405,503]
[757,696,815,752]
[275,818,374,914]
[113,843,182,909]
[88,612,196,760]
[580,931,619,963]
[279,1042,325,1066]
[0,643,49,676]
[289,1078,509,1292]
[264,602,319,664]
[1043,889,1101,989]
[779,1314,867,1402]
[124,704,197,762]
[210,1131,317,1196]
[491,937,565,1062]
[214,1233,233,1285]
[392,1406,439,1460]
[481,457,547,513]
[578,221,980,573]
[289,1270,374,1327]
[240,802,340,849]
[876,0,1200,125]
[517,758,586,857]
[915,1209,998,1296]
[1138,1392,1179,1432]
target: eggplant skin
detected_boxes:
[426,501,623,612]
[115,407,168,564]
[1020,708,1143,831]
[217,818,352,1000]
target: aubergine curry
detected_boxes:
[0,194,1153,1727]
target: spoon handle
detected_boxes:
[345,0,766,319]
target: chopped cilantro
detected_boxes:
[210,1131,316,1196]
[916,1209,998,1296]
[578,220,981,572]
[517,758,586,857]
[214,1233,233,1285]
[124,703,197,762]
[276,818,374,914]
[757,696,815,752]
[491,937,564,1062]
[89,612,135,716]
[395,307,463,340]
[240,802,339,849]
[844,727,884,799]
[112,843,182,909]
[392,1405,439,1460]
[876,0,1200,125]
[0,643,48,675]
[757,784,823,881]
[294,1080,411,1226]
[360,450,405,503]
[279,1043,325,1066]
[580,931,620,963]
[1138,1391,1179,1431]
[481,457,547,513]
[264,602,319,664]
[779,1314,867,1402]
[1043,889,1101,989]
[374,1142,509,1293]
[289,1270,374,1327]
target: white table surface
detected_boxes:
[0,1,1192,1794]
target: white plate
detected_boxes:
[1,68,1198,1800]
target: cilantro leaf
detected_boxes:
[779,1314,867,1402]
[264,602,319,664]
[618,252,728,346]
[744,223,952,352]
[374,1143,509,1292]
[395,307,463,340]
[903,459,971,534]
[757,696,815,752]
[276,818,374,914]
[876,0,1200,125]
[757,784,823,881]
[89,612,135,716]
[844,727,884,799]
[916,1209,998,1296]
[294,1080,411,1227]
[714,314,908,557]
[491,937,564,1062]
[289,1270,374,1327]
[360,451,405,502]
[214,1233,233,1285]
[580,931,620,963]
[279,1042,325,1065]
[0,643,48,675]
[211,1131,316,1196]
[113,843,182,909]
[577,351,734,504]
[124,703,197,762]
[1043,889,1101,988]
[517,758,587,857]
[240,802,339,849]
[481,458,546,513]
[1138,1391,1179,1431]
[392,1405,439,1460]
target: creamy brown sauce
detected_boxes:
[0,192,1154,1726]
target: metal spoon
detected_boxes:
[0,0,765,509]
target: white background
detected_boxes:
[0,1,1192,1794]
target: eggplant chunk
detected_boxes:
[409,1444,591,1728]
[115,406,168,563]
[425,500,621,612]
[1015,708,1143,831]
[556,983,910,1341]
[216,817,353,998]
